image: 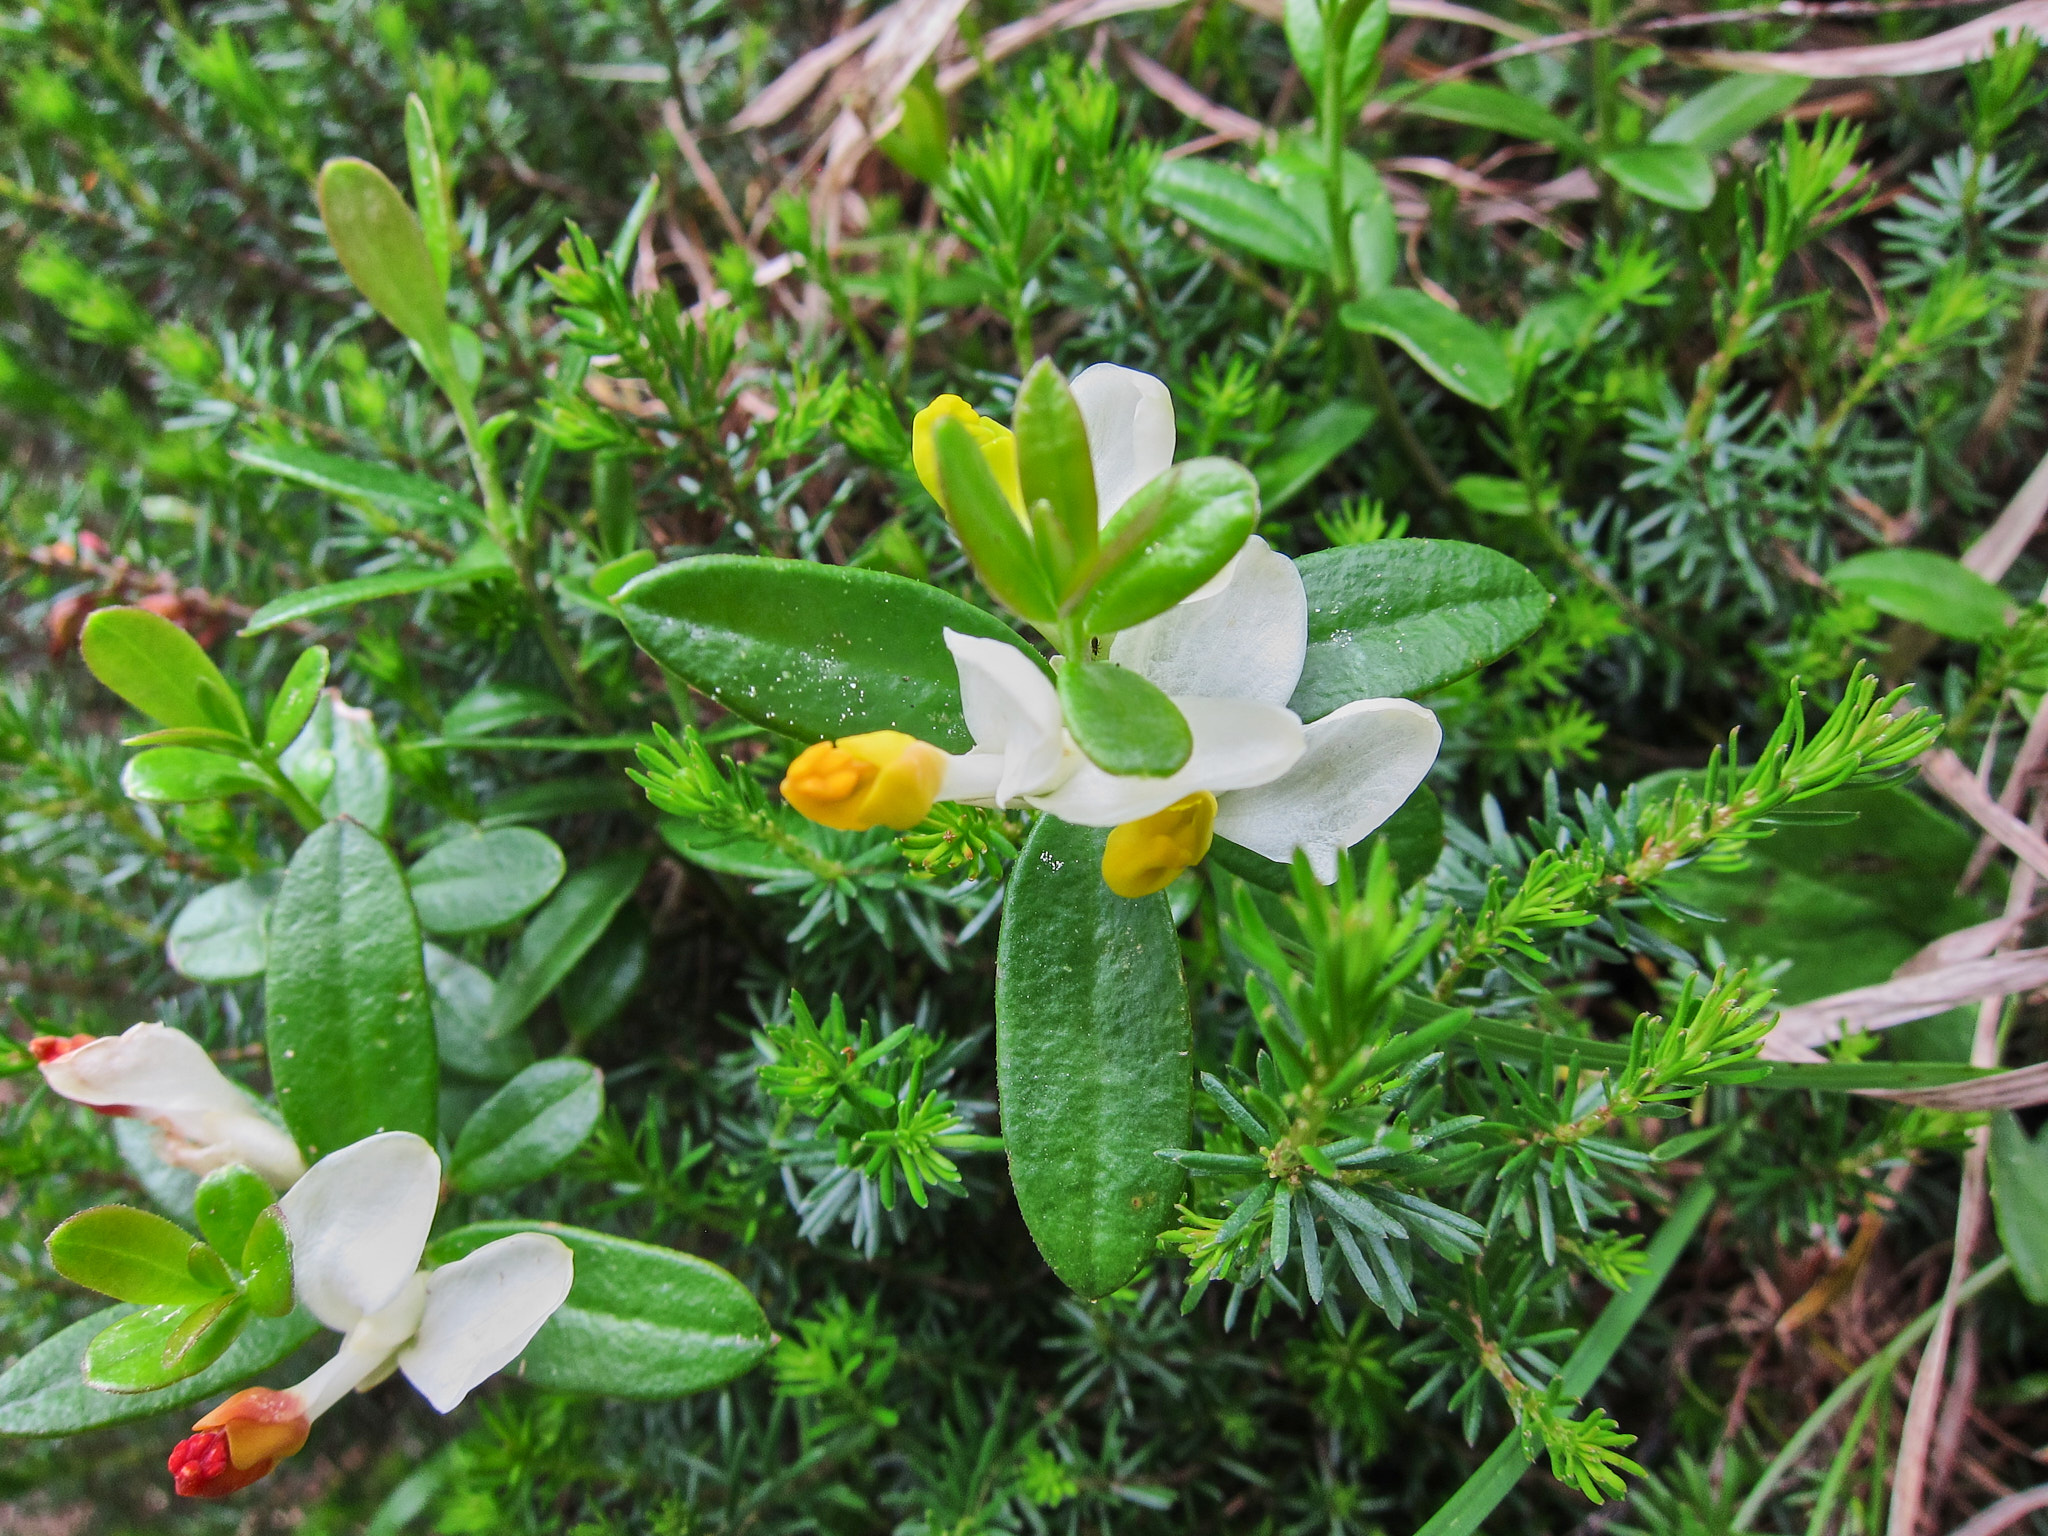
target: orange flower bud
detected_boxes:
[169,1388,310,1498]
[781,731,947,832]
[29,1034,98,1064]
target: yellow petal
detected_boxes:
[1102,792,1217,898]
[912,394,1023,517]
[781,731,948,832]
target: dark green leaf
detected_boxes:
[84,1297,248,1393]
[449,1059,605,1194]
[1650,74,1809,154]
[1290,540,1550,718]
[997,816,1191,1298]
[0,1306,319,1435]
[425,942,534,1082]
[266,819,438,1160]
[425,1222,771,1397]
[1013,360,1097,582]
[316,157,450,361]
[278,691,393,835]
[616,556,1049,754]
[1340,291,1513,409]
[1992,1113,2048,1304]
[80,607,249,737]
[1407,82,1582,156]
[46,1206,227,1306]
[407,827,567,935]
[1255,400,1374,511]
[932,416,1058,621]
[1829,549,2012,641]
[1147,158,1328,272]
[166,873,280,982]
[1599,144,1716,210]
[444,682,576,738]
[558,905,649,1038]
[239,542,512,637]
[263,646,330,753]
[1210,784,1442,890]
[232,440,485,528]
[1073,458,1260,636]
[1057,662,1191,777]
[192,1165,272,1266]
[483,851,650,1039]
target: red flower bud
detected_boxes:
[29,1034,98,1064]
[168,1388,309,1498]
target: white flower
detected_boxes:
[33,1023,306,1190]
[168,1132,573,1499]
[938,535,1442,882]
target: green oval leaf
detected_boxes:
[1828,548,2012,640]
[559,905,650,1039]
[1407,81,1582,157]
[193,1164,273,1265]
[483,850,650,1039]
[266,818,438,1161]
[1073,458,1260,636]
[408,827,567,935]
[444,682,576,738]
[615,556,1048,754]
[1651,74,1809,154]
[120,748,272,805]
[996,816,1191,1298]
[241,1209,295,1318]
[1339,291,1513,410]
[263,646,331,753]
[316,157,450,361]
[167,872,281,982]
[278,692,393,835]
[80,606,250,737]
[232,440,486,529]
[240,544,513,637]
[1255,400,1375,512]
[931,415,1058,621]
[0,1306,320,1435]
[1599,144,1717,211]
[425,1222,772,1398]
[47,1206,226,1306]
[1290,540,1550,718]
[448,1059,605,1194]
[1057,662,1191,777]
[86,1296,248,1393]
[1147,158,1329,273]
[425,942,534,1083]
[1014,360,1098,578]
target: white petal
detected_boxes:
[39,1023,248,1117]
[279,1131,442,1332]
[1071,364,1175,520]
[399,1234,575,1413]
[944,630,1065,804]
[156,1112,307,1191]
[1108,537,1307,707]
[1213,699,1441,882]
[1029,696,1304,826]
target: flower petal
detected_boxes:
[1029,696,1304,826]
[278,1131,442,1332]
[1108,537,1307,707]
[943,629,1065,804]
[1071,364,1175,520]
[399,1234,575,1413]
[38,1022,249,1116]
[1213,699,1441,882]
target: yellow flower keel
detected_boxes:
[1102,792,1217,898]
[912,395,1023,517]
[781,730,947,832]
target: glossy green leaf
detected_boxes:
[1829,548,2012,641]
[425,942,534,1082]
[241,1208,294,1317]
[932,415,1058,621]
[483,850,650,1039]
[192,1165,272,1266]
[266,818,438,1160]
[1651,73,1809,154]
[1290,540,1550,718]
[1057,662,1191,777]
[996,816,1191,1298]
[1600,144,1716,210]
[166,872,280,982]
[279,691,393,835]
[1255,400,1374,511]
[1284,0,1388,110]
[1339,290,1513,409]
[1992,1113,2048,1304]
[616,556,1048,754]
[80,606,249,737]
[232,439,485,529]
[120,748,271,805]
[84,1296,248,1393]
[1147,158,1328,272]
[316,157,450,361]
[264,646,330,752]
[449,1059,605,1194]
[47,1206,227,1306]
[559,904,649,1038]
[408,827,567,935]
[1210,783,1442,891]
[1073,458,1261,636]
[1408,81,1581,156]
[1014,360,1098,581]
[0,1306,319,1435]
[426,1222,771,1397]
[239,541,512,637]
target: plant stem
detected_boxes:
[1355,335,1458,505]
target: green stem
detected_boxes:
[257,757,326,833]
[1356,335,1458,505]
